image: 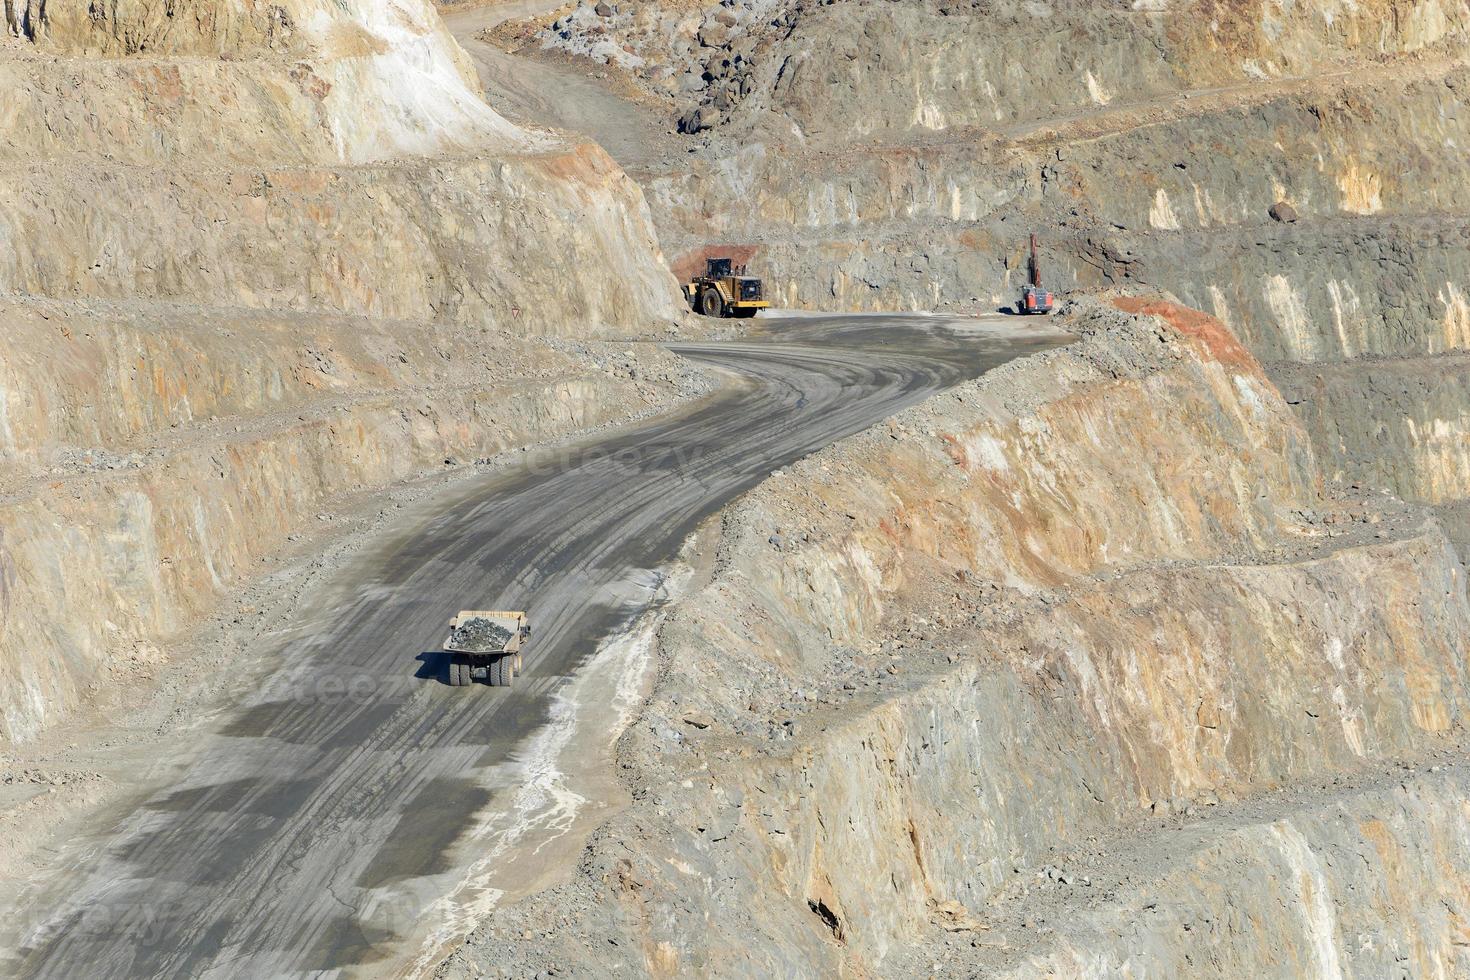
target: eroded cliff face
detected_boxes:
[1,150,678,330]
[0,0,690,740]
[439,298,1470,976]
[7,0,520,157]
[536,0,1467,139]
[503,0,1470,617]
[527,0,1468,272]
[971,767,1470,977]
[3,0,683,332]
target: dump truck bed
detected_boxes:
[444,610,526,654]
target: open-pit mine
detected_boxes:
[2,0,1469,977]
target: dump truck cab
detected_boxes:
[443,609,529,688]
[684,257,769,318]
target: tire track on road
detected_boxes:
[12,316,1066,979]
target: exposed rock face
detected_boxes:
[0,0,690,739]
[513,0,1470,677]
[3,0,683,333]
[439,299,1470,976]
[10,0,515,155]
[0,298,698,741]
[1273,354,1470,506]
[540,0,1467,140]
[972,769,1470,976]
[1,149,679,331]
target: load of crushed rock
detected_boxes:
[447,617,514,652]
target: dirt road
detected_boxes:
[9,316,1066,978]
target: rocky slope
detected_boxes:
[6,0,1465,973]
[0,0,692,741]
[490,0,1470,672]
[438,297,1470,976]
[518,0,1468,301]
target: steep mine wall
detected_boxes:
[1,148,678,334]
[1,48,518,166]
[9,0,514,158]
[742,0,1463,138]
[0,0,693,740]
[1137,219,1470,361]
[441,298,1470,977]
[638,61,1470,314]
[1115,217,1470,509]
[538,0,1468,139]
[983,768,1470,977]
[0,297,696,741]
[524,0,1470,556]
[527,0,1470,327]
[1050,68,1470,235]
[0,301,666,459]
[3,0,682,335]
[7,0,317,55]
[1271,354,1470,503]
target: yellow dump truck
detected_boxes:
[683,257,768,318]
[444,610,529,687]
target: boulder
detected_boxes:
[1268,200,1299,223]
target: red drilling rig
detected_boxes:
[1018,234,1054,315]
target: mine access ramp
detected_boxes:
[444,610,529,688]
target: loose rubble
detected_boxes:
[448,618,515,652]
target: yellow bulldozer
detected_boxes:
[683,257,769,318]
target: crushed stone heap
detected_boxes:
[448,617,515,652]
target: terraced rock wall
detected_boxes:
[0,0,690,741]
[538,0,1468,139]
[0,298,695,741]
[989,768,1470,977]
[521,0,1470,578]
[1,149,678,333]
[441,300,1470,977]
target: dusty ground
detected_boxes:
[4,0,1468,976]
[436,296,1470,978]
[4,315,1066,977]
[0,338,711,919]
[1,0,721,971]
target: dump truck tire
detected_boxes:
[448,659,464,686]
[491,657,514,687]
[699,288,724,318]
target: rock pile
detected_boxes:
[448,617,514,652]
